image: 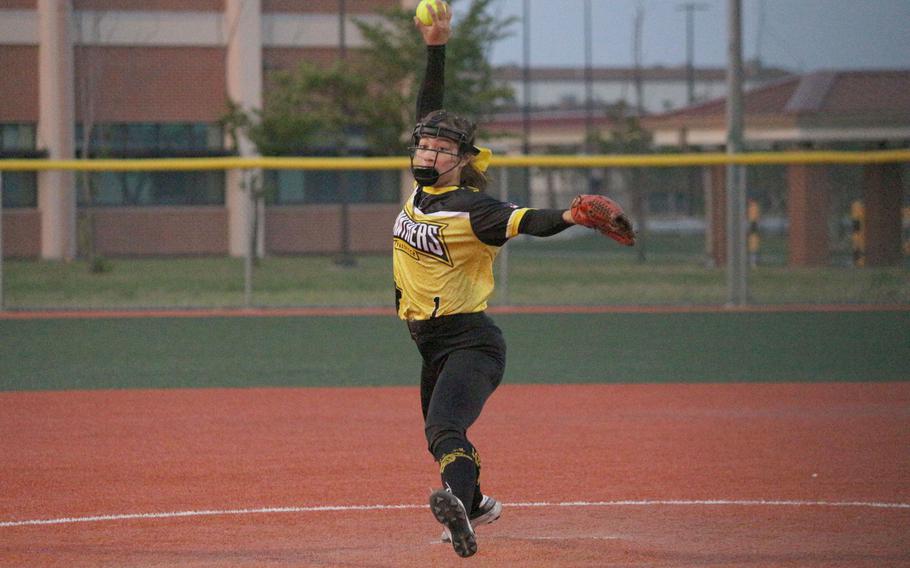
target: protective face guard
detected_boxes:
[411,123,480,156]
[409,121,479,186]
[408,145,460,187]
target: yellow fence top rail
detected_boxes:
[1,149,908,172]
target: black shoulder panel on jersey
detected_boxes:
[415,188,518,247]
[469,192,519,246]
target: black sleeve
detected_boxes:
[518,209,573,237]
[416,45,446,122]
[442,191,517,247]
[461,192,572,246]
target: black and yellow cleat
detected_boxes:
[429,489,477,558]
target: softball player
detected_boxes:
[398,4,634,558]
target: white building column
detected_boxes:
[37,0,76,261]
[224,0,263,257]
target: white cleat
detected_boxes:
[441,494,502,544]
[430,489,477,558]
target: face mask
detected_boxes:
[409,145,461,187]
[412,166,441,186]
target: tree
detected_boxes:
[224,0,516,157]
[74,10,113,273]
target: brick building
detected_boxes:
[0,0,407,260]
[2,2,906,266]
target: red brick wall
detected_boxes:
[74,47,227,122]
[56,206,399,256]
[787,165,830,266]
[90,207,228,256]
[0,46,39,121]
[263,0,397,13]
[73,0,222,10]
[1,210,41,259]
[5,206,400,257]
[0,1,36,9]
[708,165,726,267]
[266,204,397,254]
[348,203,398,252]
[862,164,903,266]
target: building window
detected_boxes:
[1,124,38,208]
[76,122,224,157]
[78,171,225,206]
[266,169,400,205]
[75,122,226,206]
[1,172,38,208]
[1,124,36,152]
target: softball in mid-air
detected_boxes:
[416,0,447,26]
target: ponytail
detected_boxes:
[460,162,488,192]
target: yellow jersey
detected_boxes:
[393,184,530,320]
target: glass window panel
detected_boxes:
[345,170,368,203]
[188,124,206,149]
[93,124,127,153]
[272,170,307,204]
[127,124,157,151]
[0,123,36,151]
[160,123,189,150]
[93,172,129,205]
[374,170,400,203]
[1,124,18,150]
[150,171,187,205]
[1,172,38,207]
[144,171,224,205]
[206,124,223,149]
[77,171,225,206]
[79,122,223,153]
[19,124,35,149]
[306,170,340,203]
[269,169,399,205]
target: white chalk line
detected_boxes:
[2,499,907,529]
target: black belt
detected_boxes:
[406,311,487,335]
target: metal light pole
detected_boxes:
[336,0,355,266]
[583,0,594,152]
[678,2,709,105]
[678,2,708,221]
[522,0,531,155]
[726,0,748,305]
[0,172,4,310]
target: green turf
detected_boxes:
[3,248,908,308]
[1,311,907,392]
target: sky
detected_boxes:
[482,0,910,72]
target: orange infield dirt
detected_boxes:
[1,383,908,567]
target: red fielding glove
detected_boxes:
[570,194,636,246]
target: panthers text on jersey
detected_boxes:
[393,184,529,320]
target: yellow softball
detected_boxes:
[416,0,447,26]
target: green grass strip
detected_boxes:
[1,311,907,392]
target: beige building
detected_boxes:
[495,63,789,117]
[640,70,910,267]
[0,0,409,260]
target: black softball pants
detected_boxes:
[407,311,506,510]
